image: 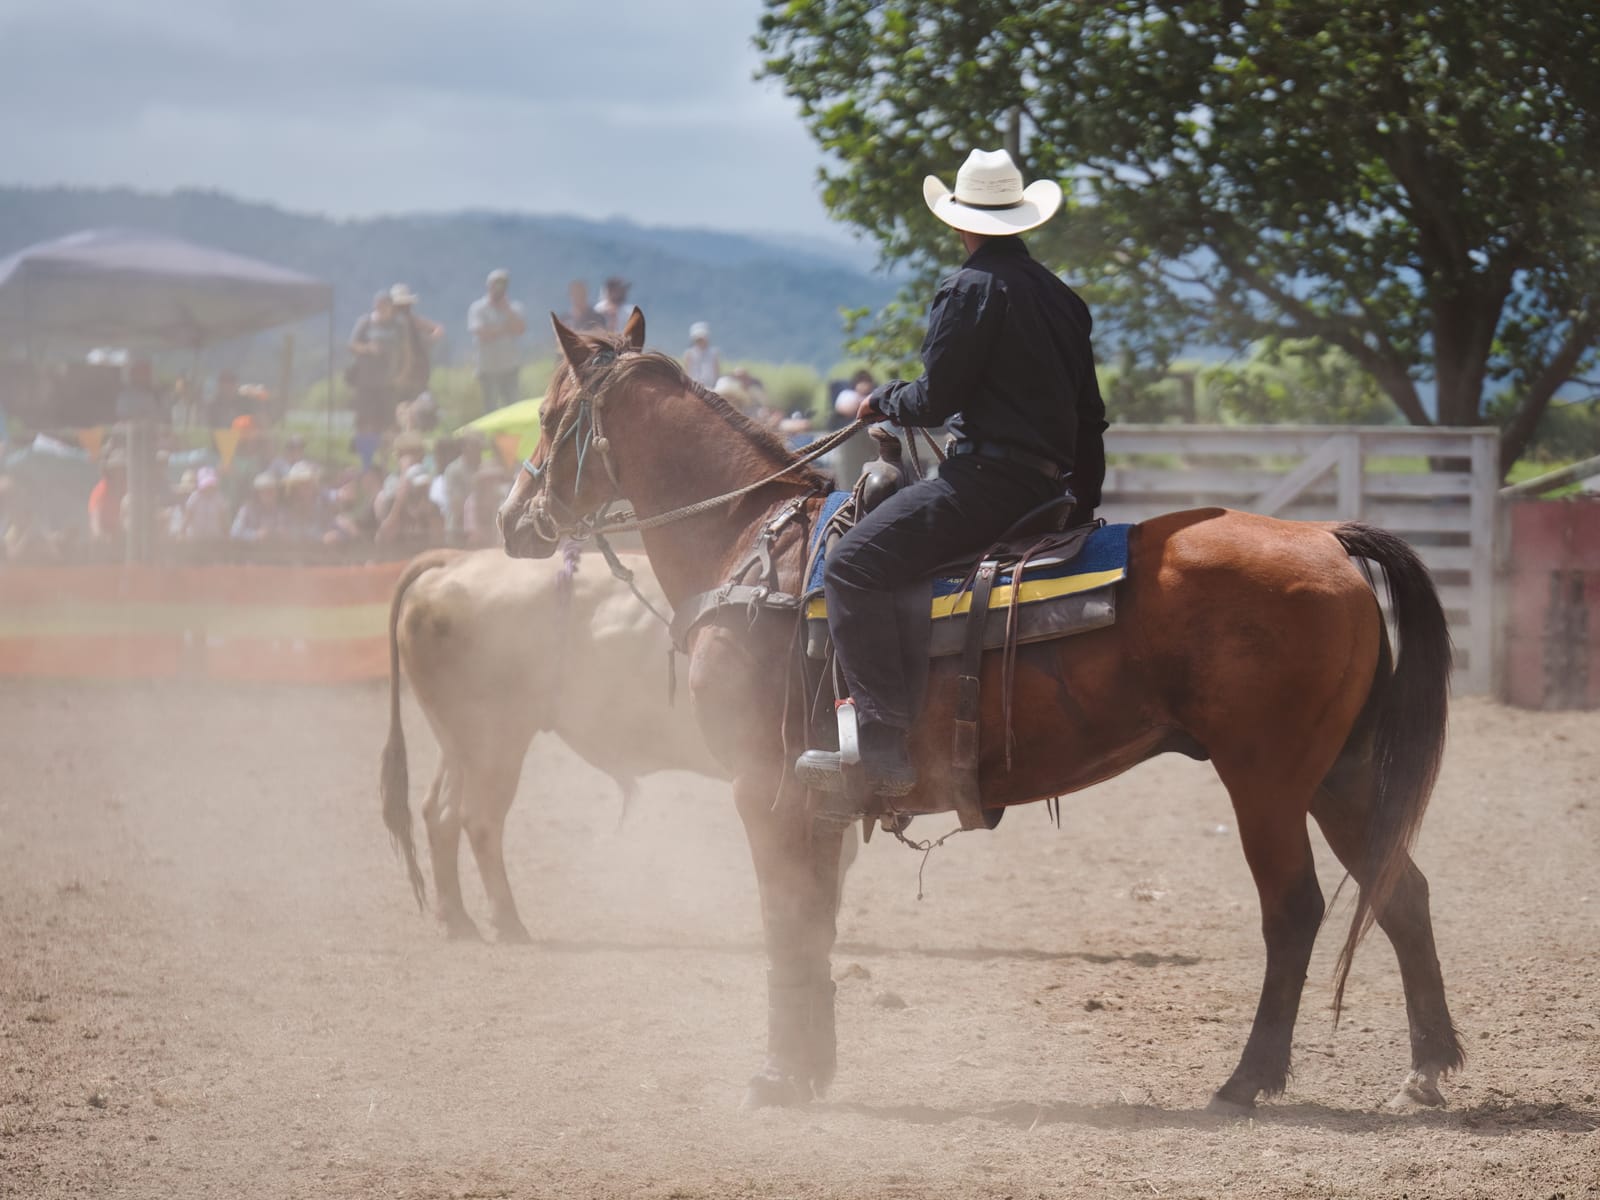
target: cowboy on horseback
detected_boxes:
[818,148,1108,798]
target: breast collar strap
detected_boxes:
[667,492,817,653]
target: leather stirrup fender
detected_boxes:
[951,561,996,831]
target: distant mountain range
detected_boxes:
[0,186,897,373]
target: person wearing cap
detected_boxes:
[388,284,444,409]
[810,148,1107,800]
[683,321,721,390]
[230,472,284,542]
[467,268,527,413]
[375,461,445,546]
[179,466,232,541]
[280,460,335,542]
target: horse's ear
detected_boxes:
[550,313,589,370]
[622,306,646,350]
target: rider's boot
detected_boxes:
[857,720,917,797]
[795,722,917,801]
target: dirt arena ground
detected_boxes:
[1,681,1596,1199]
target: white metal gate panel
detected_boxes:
[1100,425,1499,692]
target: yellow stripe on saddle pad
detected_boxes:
[803,565,1126,621]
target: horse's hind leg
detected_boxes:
[1312,756,1463,1107]
[1209,773,1326,1113]
[423,760,481,941]
[462,757,532,945]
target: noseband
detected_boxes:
[519,348,627,540]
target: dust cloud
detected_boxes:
[2,680,1597,1198]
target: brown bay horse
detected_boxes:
[498,310,1463,1115]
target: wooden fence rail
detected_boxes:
[1099,425,1500,692]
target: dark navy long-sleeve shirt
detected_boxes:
[875,236,1108,509]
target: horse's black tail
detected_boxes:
[381,550,457,912]
[1329,523,1452,1019]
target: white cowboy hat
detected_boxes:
[923,149,1062,236]
[389,283,420,306]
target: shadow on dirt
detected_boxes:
[822,1096,1600,1136]
[527,936,1200,968]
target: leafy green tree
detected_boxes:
[1206,341,1399,426]
[758,1,1600,475]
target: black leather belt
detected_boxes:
[948,439,1063,481]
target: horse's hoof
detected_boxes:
[442,915,483,942]
[1205,1092,1255,1118]
[495,922,533,946]
[741,1067,811,1111]
[1388,1070,1446,1110]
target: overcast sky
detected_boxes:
[0,0,842,239]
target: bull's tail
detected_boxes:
[381,549,459,912]
[1329,523,1452,1018]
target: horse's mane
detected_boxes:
[564,337,831,492]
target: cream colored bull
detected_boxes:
[380,548,857,942]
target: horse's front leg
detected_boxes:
[734,769,845,1108]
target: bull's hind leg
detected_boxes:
[423,761,481,941]
[1209,779,1326,1114]
[461,758,532,945]
[1313,757,1463,1107]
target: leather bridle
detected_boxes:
[517,347,627,543]
[518,350,865,541]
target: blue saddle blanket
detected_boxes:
[804,490,1130,621]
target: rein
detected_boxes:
[520,346,865,539]
[595,418,864,534]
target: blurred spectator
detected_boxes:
[376,464,445,545]
[179,467,231,541]
[280,462,334,543]
[230,473,283,542]
[684,322,721,389]
[389,283,443,409]
[270,433,310,480]
[732,367,771,412]
[566,280,605,332]
[831,369,877,482]
[169,374,197,428]
[88,450,127,543]
[327,466,384,543]
[397,390,439,435]
[714,373,752,413]
[349,290,402,435]
[468,268,527,412]
[834,369,876,428]
[166,469,197,537]
[438,433,483,541]
[375,433,428,524]
[463,464,510,548]
[429,436,460,518]
[206,369,244,429]
[226,417,269,509]
[594,277,634,334]
[1,477,62,563]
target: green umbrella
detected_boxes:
[460,397,542,464]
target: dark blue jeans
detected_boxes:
[822,454,1059,729]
